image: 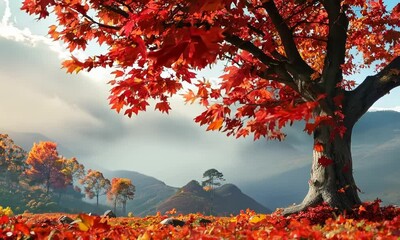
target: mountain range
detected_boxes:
[3,111,400,214]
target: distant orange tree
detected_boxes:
[107,178,135,215]
[80,169,111,206]
[25,142,68,194]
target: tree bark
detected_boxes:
[283,114,361,215]
[283,57,400,215]
[122,201,126,215]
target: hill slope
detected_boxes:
[100,170,178,216]
[157,180,271,216]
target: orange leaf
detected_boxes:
[207,117,224,131]
[358,205,366,214]
[310,72,320,80]
[183,89,197,104]
[314,143,324,152]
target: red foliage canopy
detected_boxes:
[21,0,400,140]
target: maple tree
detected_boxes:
[80,169,111,206]
[21,0,400,214]
[107,178,135,215]
[25,142,69,194]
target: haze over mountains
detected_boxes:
[2,111,400,213]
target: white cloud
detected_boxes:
[369,106,400,112]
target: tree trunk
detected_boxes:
[283,117,361,215]
[122,201,126,216]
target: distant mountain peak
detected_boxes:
[157,181,271,215]
[181,180,204,193]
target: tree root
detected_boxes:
[282,203,310,216]
[281,189,359,216]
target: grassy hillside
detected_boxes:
[0,185,110,215]
[157,180,270,216]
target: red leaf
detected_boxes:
[14,223,30,235]
[149,41,189,67]
[207,117,224,131]
[0,215,8,224]
[318,156,333,167]
[155,101,171,113]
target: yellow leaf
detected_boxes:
[138,231,151,240]
[249,214,267,223]
[72,214,95,232]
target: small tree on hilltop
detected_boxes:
[202,169,225,215]
[107,178,135,215]
[22,0,400,214]
[202,169,225,190]
[80,169,111,207]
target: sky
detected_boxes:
[0,0,399,188]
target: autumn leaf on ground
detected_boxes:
[72,214,95,231]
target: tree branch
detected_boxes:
[102,5,129,18]
[223,33,300,90]
[82,13,121,30]
[68,7,122,30]
[262,0,314,75]
[223,33,280,66]
[320,0,349,97]
[345,56,400,126]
